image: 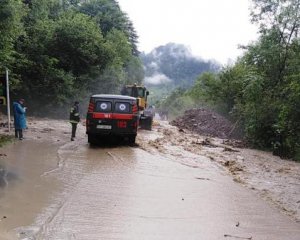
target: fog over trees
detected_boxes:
[141,43,220,87]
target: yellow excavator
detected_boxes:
[121,84,154,130]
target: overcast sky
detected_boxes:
[117,0,259,64]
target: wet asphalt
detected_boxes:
[0,136,300,240]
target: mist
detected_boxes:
[145,73,172,85]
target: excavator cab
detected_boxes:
[121,85,148,109]
[121,84,153,130]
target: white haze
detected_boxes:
[118,0,258,64]
[151,43,194,59]
[143,43,216,85]
[145,73,172,85]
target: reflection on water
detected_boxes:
[0,164,8,188]
[0,164,18,188]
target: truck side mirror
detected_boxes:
[146,91,149,96]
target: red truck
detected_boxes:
[86,94,139,144]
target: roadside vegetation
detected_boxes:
[0,135,14,147]
[0,0,144,114]
[1,0,299,160]
[159,0,300,161]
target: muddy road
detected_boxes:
[0,119,300,240]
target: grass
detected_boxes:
[0,134,14,147]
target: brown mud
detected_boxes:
[1,117,299,223]
[138,120,300,222]
[170,108,241,139]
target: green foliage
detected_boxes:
[189,64,250,113]
[0,134,14,147]
[79,0,139,56]
[124,56,144,85]
[0,0,25,67]
[105,28,132,67]
[51,11,108,77]
[0,0,143,114]
[184,0,300,160]
[89,65,124,95]
[189,72,219,102]
[80,0,125,35]
[158,88,195,119]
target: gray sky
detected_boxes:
[117,0,259,64]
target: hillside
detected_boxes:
[140,43,220,88]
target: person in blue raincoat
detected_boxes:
[13,99,27,140]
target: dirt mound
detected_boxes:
[170,108,237,139]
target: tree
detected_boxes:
[51,11,109,78]
[250,0,300,83]
[124,56,144,85]
[14,4,112,105]
[80,0,126,35]
[158,88,194,119]
[0,0,24,68]
[189,72,220,103]
[189,64,248,113]
[192,0,300,158]
[246,0,300,157]
[79,0,139,56]
[1,0,143,116]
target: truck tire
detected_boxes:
[88,134,97,145]
[128,135,136,145]
[140,116,153,130]
[144,117,153,130]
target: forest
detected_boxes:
[0,0,144,113]
[159,0,300,160]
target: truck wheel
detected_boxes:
[140,116,153,130]
[145,117,153,130]
[88,134,96,145]
[128,135,136,145]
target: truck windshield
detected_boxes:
[125,87,145,98]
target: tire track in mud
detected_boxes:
[40,141,80,177]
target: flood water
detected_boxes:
[0,140,61,240]
[0,136,300,240]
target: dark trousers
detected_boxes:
[15,129,23,139]
[71,123,78,139]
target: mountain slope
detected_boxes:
[141,43,220,87]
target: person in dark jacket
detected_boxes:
[70,101,80,141]
[13,99,27,140]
